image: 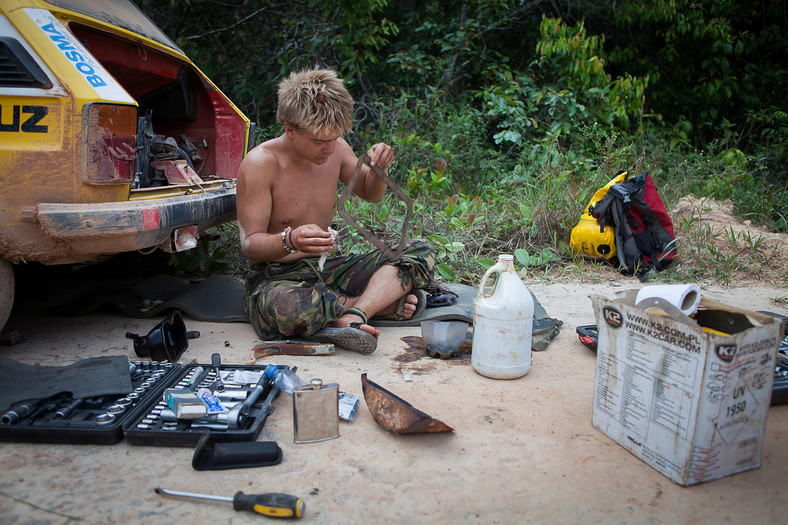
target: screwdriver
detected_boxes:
[154,487,305,519]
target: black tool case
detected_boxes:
[0,362,282,446]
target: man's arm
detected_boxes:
[236,150,293,264]
[339,140,394,203]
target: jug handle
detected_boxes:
[478,260,504,299]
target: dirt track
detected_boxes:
[1,274,786,524]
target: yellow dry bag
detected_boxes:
[569,171,628,259]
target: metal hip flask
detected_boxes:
[292,379,339,443]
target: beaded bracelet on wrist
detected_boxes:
[281,227,297,254]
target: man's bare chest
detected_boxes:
[270,172,338,225]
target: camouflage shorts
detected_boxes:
[244,240,435,339]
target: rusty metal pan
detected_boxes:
[361,373,453,434]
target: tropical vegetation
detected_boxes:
[136,0,788,285]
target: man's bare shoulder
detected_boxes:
[242,137,285,171]
[335,136,354,159]
[238,137,288,189]
[335,137,360,180]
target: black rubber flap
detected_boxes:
[192,431,283,470]
[0,356,132,412]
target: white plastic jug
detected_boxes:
[471,254,534,379]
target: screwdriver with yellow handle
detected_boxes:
[154,487,305,519]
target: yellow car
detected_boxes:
[0,0,253,328]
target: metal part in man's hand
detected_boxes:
[337,154,413,260]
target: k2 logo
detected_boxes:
[715,343,737,362]
[603,306,623,328]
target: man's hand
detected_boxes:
[289,224,335,254]
[367,143,394,171]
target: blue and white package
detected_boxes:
[338,392,359,421]
[197,388,226,414]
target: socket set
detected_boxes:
[0,361,283,446]
[0,360,178,444]
[123,364,282,447]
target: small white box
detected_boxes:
[591,292,783,486]
[338,392,359,421]
[164,389,207,419]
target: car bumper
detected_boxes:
[36,184,236,246]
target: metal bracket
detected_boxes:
[337,154,413,260]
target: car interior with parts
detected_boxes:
[0,0,253,331]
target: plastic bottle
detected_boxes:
[471,254,534,379]
[264,364,306,395]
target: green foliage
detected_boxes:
[358,87,504,190]
[137,0,787,285]
[535,15,650,127]
[168,235,228,277]
[135,0,398,126]
[315,0,399,91]
[383,0,531,94]
[515,247,559,268]
[426,234,465,281]
[479,16,651,166]
[167,222,248,278]
[335,194,414,257]
[604,0,788,158]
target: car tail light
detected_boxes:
[83,103,136,184]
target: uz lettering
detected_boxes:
[0,105,49,133]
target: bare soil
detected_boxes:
[1,198,787,523]
[670,195,788,285]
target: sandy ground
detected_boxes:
[0,274,786,524]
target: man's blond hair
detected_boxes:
[276,68,354,135]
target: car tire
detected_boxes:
[0,258,14,332]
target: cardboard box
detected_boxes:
[591,292,784,486]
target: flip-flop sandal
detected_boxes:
[310,326,377,355]
[376,289,427,321]
[309,307,377,355]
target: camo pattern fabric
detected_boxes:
[244,240,435,339]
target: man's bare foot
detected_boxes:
[332,312,379,340]
[376,293,418,320]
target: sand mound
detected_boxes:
[670,196,788,284]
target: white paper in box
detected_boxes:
[591,294,783,486]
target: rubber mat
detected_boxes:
[47,276,558,339]
[49,273,248,323]
[371,283,473,327]
[371,283,551,327]
[0,355,132,412]
[371,283,561,351]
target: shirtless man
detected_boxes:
[237,68,435,354]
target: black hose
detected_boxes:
[176,146,196,173]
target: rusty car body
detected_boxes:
[0,0,253,328]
